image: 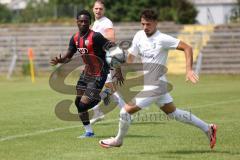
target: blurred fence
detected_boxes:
[10,4,85,23]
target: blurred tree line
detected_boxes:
[0,4,13,23]
[0,0,198,24]
[231,0,240,23]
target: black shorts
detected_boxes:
[76,73,108,101]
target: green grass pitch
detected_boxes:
[0,75,240,160]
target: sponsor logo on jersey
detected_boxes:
[77,48,88,54]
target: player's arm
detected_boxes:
[104,28,115,42]
[94,32,115,54]
[127,53,136,63]
[50,50,74,66]
[50,36,76,66]
[95,33,124,85]
[111,51,135,86]
[176,41,199,84]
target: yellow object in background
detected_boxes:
[167,25,214,74]
[28,48,35,83]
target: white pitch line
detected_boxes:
[0,119,118,142]
[0,125,80,142]
[186,98,240,109]
[1,98,239,142]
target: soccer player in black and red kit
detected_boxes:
[51,10,116,138]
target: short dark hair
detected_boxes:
[140,9,158,21]
[94,0,105,6]
[76,10,92,22]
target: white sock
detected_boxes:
[115,108,131,142]
[168,108,209,132]
[112,92,126,109]
[92,104,103,115]
[84,124,93,133]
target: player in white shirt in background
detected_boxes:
[99,9,217,149]
[90,0,126,124]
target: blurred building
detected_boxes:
[0,0,27,10]
[190,0,238,24]
[0,0,11,4]
[0,0,48,10]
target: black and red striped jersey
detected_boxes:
[68,29,112,77]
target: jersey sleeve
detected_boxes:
[68,35,77,53]
[93,32,112,54]
[128,32,140,56]
[104,19,113,29]
[161,33,180,49]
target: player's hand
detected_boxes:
[50,54,64,66]
[113,67,124,86]
[100,88,111,106]
[186,70,199,84]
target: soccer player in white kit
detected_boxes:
[99,9,217,149]
[90,0,126,124]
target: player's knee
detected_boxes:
[160,102,176,114]
[77,99,99,113]
[166,109,177,120]
[76,101,89,113]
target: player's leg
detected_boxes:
[99,96,158,148]
[90,71,125,124]
[75,95,95,138]
[110,69,126,108]
[75,77,97,138]
[157,94,217,149]
[75,75,94,138]
[76,75,107,138]
[90,104,105,124]
[90,73,112,124]
[99,103,140,148]
[105,81,126,108]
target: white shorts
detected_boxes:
[132,77,173,108]
[105,70,116,83]
[133,93,173,109]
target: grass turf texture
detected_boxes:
[0,75,240,160]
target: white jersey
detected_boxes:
[92,16,113,36]
[128,30,180,90]
[128,30,180,66]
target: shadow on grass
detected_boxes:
[131,150,239,159]
[96,134,162,139]
[166,150,239,155]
